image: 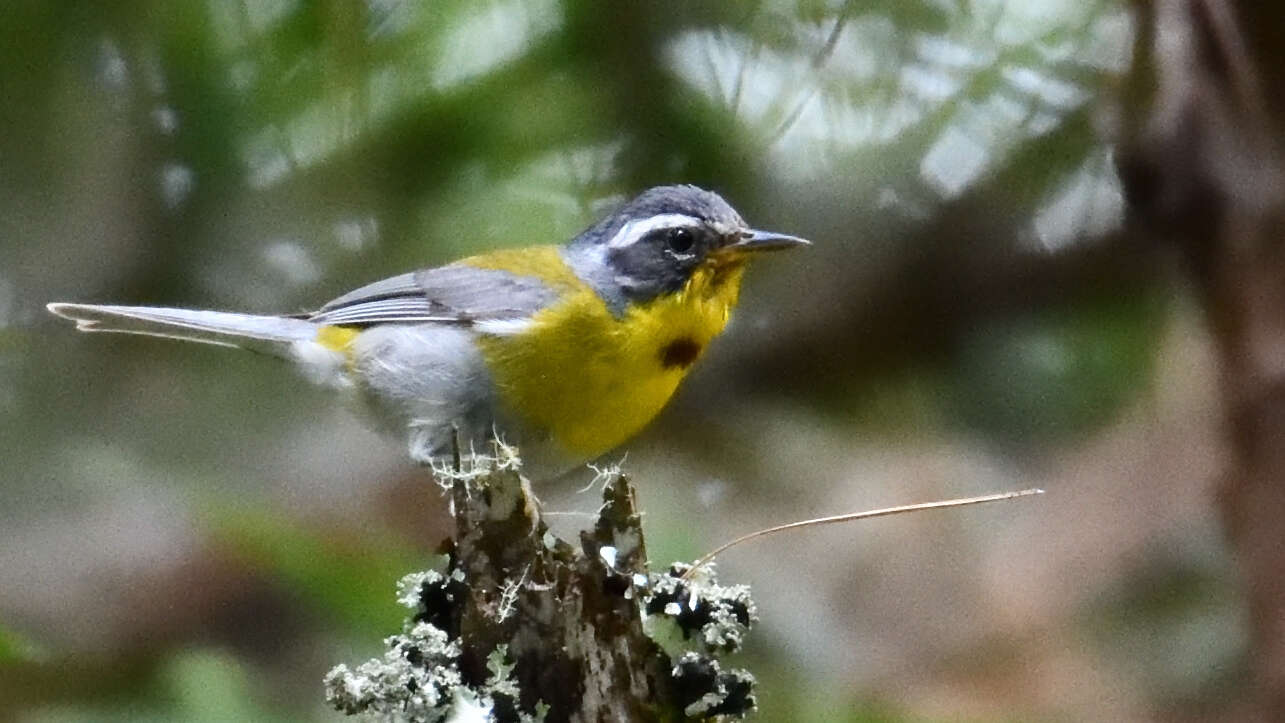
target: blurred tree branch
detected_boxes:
[327,453,758,722]
[1119,0,1285,718]
[728,103,1164,397]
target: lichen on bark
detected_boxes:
[325,449,757,722]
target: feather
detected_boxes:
[309,264,560,327]
[46,303,317,356]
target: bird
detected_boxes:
[48,184,809,478]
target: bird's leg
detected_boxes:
[451,424,462,474]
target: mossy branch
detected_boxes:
[325,448,757,722]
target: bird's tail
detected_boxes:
[46,303,319,358]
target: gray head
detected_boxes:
[563,185,808,310]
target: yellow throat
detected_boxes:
[473,247,747,461]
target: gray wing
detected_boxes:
[307,264,561,326]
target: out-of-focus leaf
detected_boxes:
[746,642,953,722]
[6,650,285,722]
[950,288,1165,446]
[1082,546,1249,706]
[0,622,37,663]
[206,502,429,639]
[162,648,288,723]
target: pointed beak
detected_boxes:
[723,229,812,254]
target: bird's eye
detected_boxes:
[666,227,695,254]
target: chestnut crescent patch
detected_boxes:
[659,337,703,369]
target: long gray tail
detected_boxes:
[47,303,319,358]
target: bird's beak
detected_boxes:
[722,229,812,254]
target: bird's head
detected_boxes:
[565,185,809,309]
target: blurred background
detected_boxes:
[5,0,1285,720]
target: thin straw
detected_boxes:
[681,488,1045,580]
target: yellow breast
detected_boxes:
[470,247,745,461]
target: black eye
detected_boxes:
[666,227,695,254]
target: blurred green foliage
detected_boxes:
[952,289,1165,446]
[0,0,1217,720]
[0,623,37,664]
[17,650,289,723]
[158,649,290,723]
[208,502,429,640]
[1082,545,1249,711]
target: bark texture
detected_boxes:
[326,453,756,722]
[1120,1,1285,719]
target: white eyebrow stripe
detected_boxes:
[606,213,702,249]
[710,220,738,236]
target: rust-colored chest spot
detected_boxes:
[659,337,703,369]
